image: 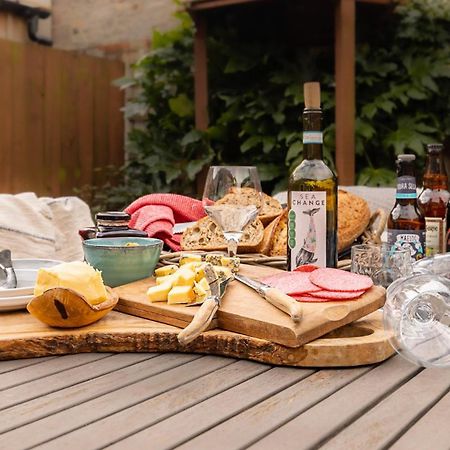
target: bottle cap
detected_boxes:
[397,154,416,162]
[304,82,321,109]
[96,211,131,222]
[426,143,443,153]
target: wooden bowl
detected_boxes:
[27,287,118,328]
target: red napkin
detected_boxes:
[125,194,205,251]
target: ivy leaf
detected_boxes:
[169,94,194,117]
[181,129,203,146]
[258,164,283,181]
[241,136,261,152]
[362,103,377,119]
[272,111,285,124]
[286,141,302,162]
[262,136,276,153]
[186,159,205,181]
[407,88,427,100]
[357,167,396,187]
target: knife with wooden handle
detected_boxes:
[234,274,302,323]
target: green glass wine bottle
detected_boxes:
[287,82,338,270]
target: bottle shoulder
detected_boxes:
[389,202,425,222]
[290,159,336,182]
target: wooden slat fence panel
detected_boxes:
[0,39,124,197]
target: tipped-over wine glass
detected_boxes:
[202,166,262,257]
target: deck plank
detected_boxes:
[172,367,370,450]
[0,353,111,390]
[318,366,450,450]
[0,353,199,437]
[390,391,450,450]
[0,355,231,449]
[0,353,156,412]
[251,356,420,450]
[0,356,56,374]
[40,360,277,449]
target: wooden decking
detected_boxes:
[0,353,448,449]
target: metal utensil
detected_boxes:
[234,273,302,323]
[0,250,17,289]
[177,264,230,345]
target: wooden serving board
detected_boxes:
[0,310,394,367]
[114,264,386,348]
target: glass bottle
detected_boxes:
[418,143,450,256]
[387,154,425,261]
[287,82,338,270]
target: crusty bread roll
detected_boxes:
[181,216,264,252]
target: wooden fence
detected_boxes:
[0,39,124,197]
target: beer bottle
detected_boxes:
[418,143,450,256]
[287,82,338,270]
[388,154,425,261]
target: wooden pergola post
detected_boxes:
[335,0,356,185]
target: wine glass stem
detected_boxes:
[226,237,239,257]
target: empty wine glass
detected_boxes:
[202,166,262,256]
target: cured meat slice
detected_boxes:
[293,264,319,273]
[261,272,321,295]
[292,295,359,303]
[307,289,366,300]
[309,268,373,292]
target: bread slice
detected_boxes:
[181,216,264,252]
[269,210,287,256]
[216,187,283,226]
[259,212,283,255]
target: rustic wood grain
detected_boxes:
[114,264,386,347]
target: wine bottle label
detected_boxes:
[303,131,323,144]
[396,175,417,199]
[425,217,447,256]
[288,191,327,269]
[387,229,425,261]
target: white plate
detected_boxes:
[0,294,33,312]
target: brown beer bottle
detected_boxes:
[387,154,425,261]
[418,143,450,256]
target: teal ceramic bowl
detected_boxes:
[82,237,163,287]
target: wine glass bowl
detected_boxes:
[202,166,262,256]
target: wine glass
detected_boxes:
[202,166,262,256]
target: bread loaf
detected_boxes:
[216,187,283,225]
[181,216,264,252]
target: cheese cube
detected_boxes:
[167,285,195,304]
[155,274,175,286]
[194,265,206,282]
[181,261,204,271]
[193,278,211,299]
[173,267,195,287]
[154,265,178,277]
[204,254,223,266]
[179,254,202,266]
[220,256,240,273]
[213,265,232,281]
[147,282,172,302]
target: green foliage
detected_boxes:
[86,0,450,210]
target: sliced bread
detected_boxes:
[215,187,283,225]
[181,216,264,252]
[269,210,287,256]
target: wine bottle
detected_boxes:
[387,154,425,261]
[287,82,338,270]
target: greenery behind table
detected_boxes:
[81,0,450,212]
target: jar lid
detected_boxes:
[95,211,131,222]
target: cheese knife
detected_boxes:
[234,274,302,323]
[178,264,230,345]
[0,249,17,289]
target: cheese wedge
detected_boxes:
[173,267,195,287]
[154,265,178,277]
[147,282,172,302]
[34,261,108,305]
[167,285,195,304]
[179,254,202,265]
[155,274,175,286]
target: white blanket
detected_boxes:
[0,193,94,261]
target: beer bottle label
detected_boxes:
[396,175,417,199]
[425,217,447,256]
[387,229,425,261]
[288,191,327,270]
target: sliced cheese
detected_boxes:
[154,265,178,277]
[147,282,172,302]
[155,274,175,286]
[34,261,108,305]
[173,267,195,287]
[167,285,195,304]
[179,253,202,265]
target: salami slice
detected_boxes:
[307,289,366,300]
[293,264,319,273]
[309,268,373,292]
[292,295,359,303]
[261,272,321,295]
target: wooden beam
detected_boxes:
[335,0,356,185]
[187,0,264,11]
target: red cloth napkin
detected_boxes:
[125,194,205,251]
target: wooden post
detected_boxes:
[193,13,209,131]
[335,0,356,185]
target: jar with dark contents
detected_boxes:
[79,211,148,240]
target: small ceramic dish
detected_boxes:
[82,237,163,287]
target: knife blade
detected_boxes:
[0,249,17,289]
[234,273,302,323]
[177,264,230,345]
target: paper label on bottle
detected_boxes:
[288,191,327,270]
[396,175,417,199]
[303,131,323,144]
[387,229,425,261]
[425,217,446,256]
